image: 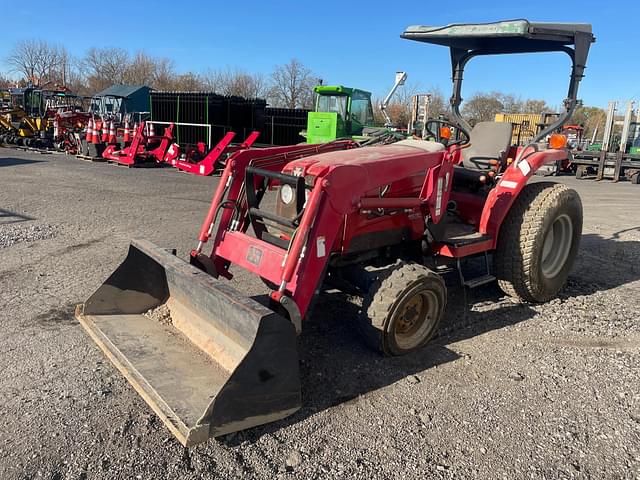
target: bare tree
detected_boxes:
[572,105,606,138]
[373,84,448,127]
[201,68,268,98]
[124,52,156,85]
[151,58,177,90]
[81,47,130,92]
[0,72,14,88]
[497,93,523,113]
[426,88,448,119]
[224,69,267,98]
[462,92,504,124]
[269,59,316,108]
[6,39,65,86]
[522,99,551,114]
[170,72,204,91]
[200,68,224,92]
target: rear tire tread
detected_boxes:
[495,182,581,302]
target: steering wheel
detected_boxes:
[424,119,471,147]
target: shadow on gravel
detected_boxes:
[0,157,45,167]
[220,280,538,446]
[566,231,640,294]
[0,208,35,224]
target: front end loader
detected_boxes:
[77,20,595,446]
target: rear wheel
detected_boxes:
[495,182,582,302]
[358,262,446,356]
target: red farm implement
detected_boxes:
[77,20,595,446]
[170,131,261,176]
[52,110,92,154]
[102,121,179,166]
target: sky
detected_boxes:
[0,0,638,109]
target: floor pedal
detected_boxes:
[463,274,496,289]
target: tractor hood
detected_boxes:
[282,141,446,214]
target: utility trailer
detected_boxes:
[573,100,640,184]
[77,20,595,446]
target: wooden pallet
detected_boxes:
[4,145,53,155]
[76,155,107,162]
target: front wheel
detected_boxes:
[495,182,582,302]
[358,262,446,356]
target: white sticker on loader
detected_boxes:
[200,165,205,175]
[316,236,326,257]
[435,177,444,216]
[500,180,518,189]
[518,159,531,176]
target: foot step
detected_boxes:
[463,274,496,289]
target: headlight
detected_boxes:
[280,184,294,205]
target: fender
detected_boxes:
[479,148,568,246]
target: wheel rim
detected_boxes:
[393,289,439,350]
[541,213,573,278]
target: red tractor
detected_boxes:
[76,20,595,446]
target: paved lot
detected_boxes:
[0,147,638,479]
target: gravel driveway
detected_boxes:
[0,148,638,479]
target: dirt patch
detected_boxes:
[27,303,78,330]
[143,303,173,325]
[60,237,104,253]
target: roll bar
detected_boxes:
[402,20,595,153]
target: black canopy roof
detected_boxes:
[401,20,594,53]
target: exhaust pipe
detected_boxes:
[76,239,300,446]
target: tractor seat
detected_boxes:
[461,121,513,170]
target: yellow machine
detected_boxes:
[0,108,47,137]
[494,112,562,146]
[494,113,542,145]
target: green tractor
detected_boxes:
[306,86,375,144]
[306,72,408,144]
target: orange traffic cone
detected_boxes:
[101,119,108,143]
[92,121,100,144]
[108,121,116,144]
[123,119,130,143]
[85,118,93,142]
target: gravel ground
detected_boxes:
[0,223,57,249]
[0,148,638,480]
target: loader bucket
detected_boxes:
[75,239,301,446]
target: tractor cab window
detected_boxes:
[25,90,43,117]
[629,122,640,148]
[317,94,348,120]
[350,91,374,126]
